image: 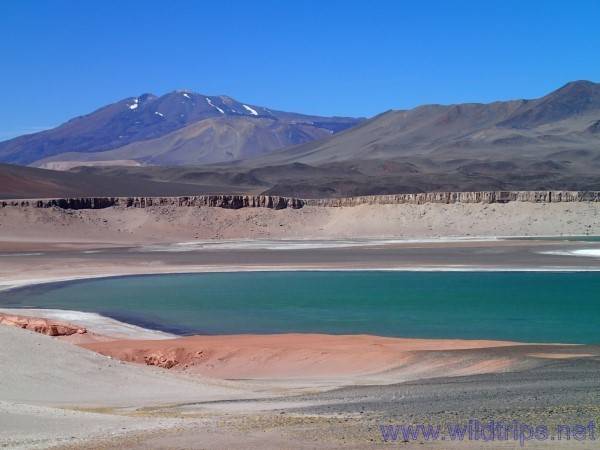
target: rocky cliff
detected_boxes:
[0,195,304,210]
[1,191,600,210]
[0,313,87,337]
[304,191,600,206]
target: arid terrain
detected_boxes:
[2,79,600,450]
[1,279,600,449]
[0,195,600,449]
[1,196,600,449]
[2,2,599,447]
[2,199,600,244]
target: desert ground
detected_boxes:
[1,201,600,449]
[1,201,600,243]
[2,315,599,450]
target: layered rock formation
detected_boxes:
[304,191,600,207]
[0,195,304,210]
[1,191,600,211]
[0,313,87,337]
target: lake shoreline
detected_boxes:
[3,236,600,295]
[3,269,600,344]
[2,237,600,449]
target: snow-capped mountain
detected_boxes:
[0,91,363,166]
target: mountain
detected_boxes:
[498,80,600,128]
[195,80,599,197]
[3,81,600,199]
[250,80,600,166]
[0,91,362,167]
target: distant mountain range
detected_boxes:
[248,80,600,166]
[1,81,600,198]
[0,91,362,167]
[234,80,600,196]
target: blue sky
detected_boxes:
[1,0,599,140]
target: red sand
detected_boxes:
[0,311,528,382]
[82,333,521,380]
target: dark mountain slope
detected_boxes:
[246,81,600,168]
[0,163,256,199]
[499,80,600,128]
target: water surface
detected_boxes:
[1,272,599,343]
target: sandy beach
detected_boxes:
[1,311,599,449]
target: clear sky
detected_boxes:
[1,0,599,140]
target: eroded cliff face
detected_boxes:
[0,313,87,337]
[304,191,600,206]
[0,195,304,210]
[1,191,600,210]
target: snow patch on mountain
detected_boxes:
[206,98,225,114]
[243,104,259,115]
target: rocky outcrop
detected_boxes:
[587,120,600,134]
[304,191,600,206]
[143,352,179,369]
[0,313,87,337]
[1,191,600,210]
[0,195,305,210]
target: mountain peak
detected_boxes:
[498,80,600,128]
[559,79,597,89]
[0,90,362,165]
[138,93,157,101]
[548,80,600,100]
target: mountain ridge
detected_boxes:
[2,81,600,198]
[243,80,600,167]
[0,90,362,166]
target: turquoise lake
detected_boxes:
[1,272,599,343]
